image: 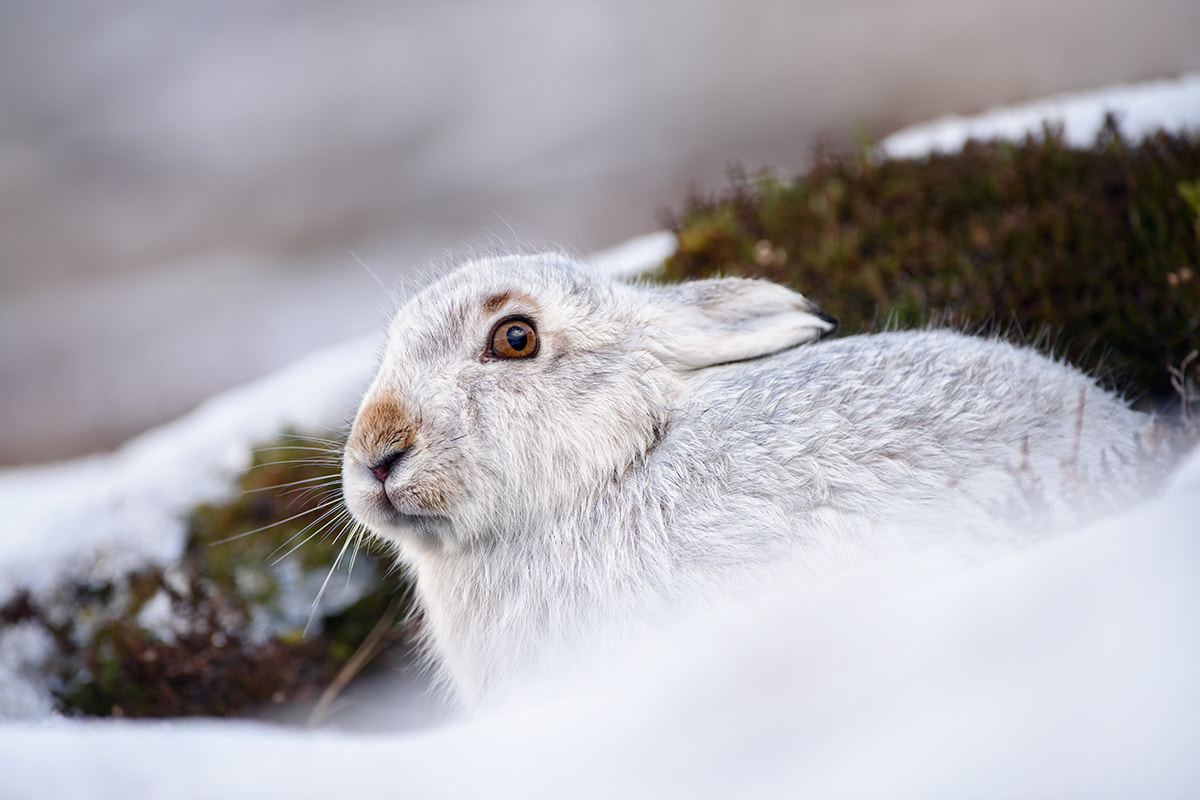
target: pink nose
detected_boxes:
[368,448,408,484]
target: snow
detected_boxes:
[1,76,1199,798]
[880,72,1200,158]
[0,624,56,719]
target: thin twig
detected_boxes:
[306,594,405,728]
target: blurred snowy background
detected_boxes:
[3,0,1200,465]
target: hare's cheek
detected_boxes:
[405,467,456,515]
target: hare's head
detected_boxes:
[342,252,835,552]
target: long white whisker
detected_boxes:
[268,505,349,564]
[304,524,358,637]
[288,485,345,508]
[345,522,370,589]
[209,495,345,545]
[243,475,341,494]
[250,444,338,453]
[250,457,341,469]
[281,430,341,441]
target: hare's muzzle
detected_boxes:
[369,446,411,485]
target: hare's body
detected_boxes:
[342,253,1156,707]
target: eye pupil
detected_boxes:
[505,325,528,352]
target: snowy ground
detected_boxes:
[879,72,1200,156]
[1,78,1199,798]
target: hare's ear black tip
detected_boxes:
[814,308,840,340]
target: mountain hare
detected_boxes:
[342,252,1159,707]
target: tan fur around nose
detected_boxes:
[349,396,417,461]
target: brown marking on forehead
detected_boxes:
[482,292,512,314]
[482,290,538,316]
[348,396,417,458]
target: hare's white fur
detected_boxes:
[342,252,1157,708]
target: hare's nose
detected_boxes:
[369,447,409,484]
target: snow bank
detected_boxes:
[880,72,1200,158]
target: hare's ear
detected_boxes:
[638,277,837,369]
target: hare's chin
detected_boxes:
[344,487,449,541]
[369,509,452,543]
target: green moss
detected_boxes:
[660,120,1200,404]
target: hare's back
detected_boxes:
[676,329,1146,481]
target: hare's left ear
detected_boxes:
[635,276,837,370]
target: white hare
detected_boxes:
[341,251,1159,708]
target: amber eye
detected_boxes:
[488,316,539,359]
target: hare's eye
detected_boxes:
[488,317,539,360]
